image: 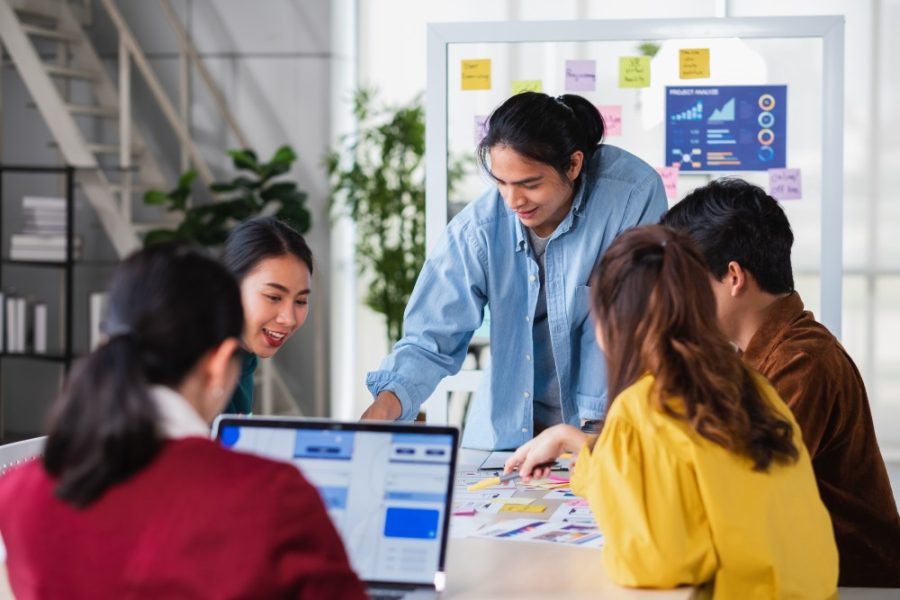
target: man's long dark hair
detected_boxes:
[43,244,243,507]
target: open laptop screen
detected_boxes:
[213,418,457,587]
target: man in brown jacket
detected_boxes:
[661,178,900,587]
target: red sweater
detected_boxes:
[0,438,367,599]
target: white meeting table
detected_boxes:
[443,448,698,599]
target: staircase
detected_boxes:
[0,0,213,257]
[0,0,303,417]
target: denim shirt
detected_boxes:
[367,145,667,449]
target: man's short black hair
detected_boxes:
[660,178,794,295]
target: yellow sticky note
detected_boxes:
[461,59,491,91]
[618,56,650,88]
[500,503,547,513]
[679,48,710,79]
[511,79,542,95]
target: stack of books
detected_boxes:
[0,291,46,354]
[10,196,81,262]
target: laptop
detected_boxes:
[212,416,459,599]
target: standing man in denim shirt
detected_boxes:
[362,92,667,449]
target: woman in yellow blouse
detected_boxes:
[505,225,838,599]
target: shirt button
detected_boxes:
[529,275,536,282]
[525,354,532,361]
[521,427,528,433]
[525,316,530,322]
[523,391,531,399]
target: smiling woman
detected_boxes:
[221,217,314,414]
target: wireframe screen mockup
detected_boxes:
[215,419,457,586]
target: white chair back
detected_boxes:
[422,370,483,425]
[0,436,47,476]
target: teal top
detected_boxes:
[224,351,258,414]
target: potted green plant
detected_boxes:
[143,144,311,246]
[325,89,465,345]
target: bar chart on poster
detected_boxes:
[665,85,787,171]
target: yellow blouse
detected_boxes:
[571,373,838,599]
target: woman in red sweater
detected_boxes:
[0,243,366,599]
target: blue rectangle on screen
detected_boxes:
[293,430,355,459]
[390,433,454,447]
[384,491,446,503]
[318,486,348,510]
[383,507,440,540]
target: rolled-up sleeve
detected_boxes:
[367,221,489,421]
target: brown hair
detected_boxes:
[590,225,798,471]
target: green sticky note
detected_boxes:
[619,56,650,88]
[511,79,543,95]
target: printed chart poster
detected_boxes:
[665,85,787,171]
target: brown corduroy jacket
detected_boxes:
[743,292,900,587]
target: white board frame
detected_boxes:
[426,16,845,337]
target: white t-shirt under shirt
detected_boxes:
[527,227,563,432]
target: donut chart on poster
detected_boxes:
[665,85,787,171]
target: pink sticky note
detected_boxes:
[565,499,590,508]
[548,475,570,483]
[768,168,802,200]
[656,165,680,200]
[597,105,622,136]
[474,115,489,146]
[565,59,596,92]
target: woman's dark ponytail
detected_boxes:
[43,244,244,507]
[476,92,605,182]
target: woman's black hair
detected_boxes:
[221,216,313,282]
[43,243,244,507]
[476,92,605,181]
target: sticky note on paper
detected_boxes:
[656,165,680,200]
[619,56,650,88]
[512,80,542,95]
[500,503,547,513]
[769,168,802,200]
[565,59,596,91]
[461,59,491,91]
[597,105,622,136]
[474,115,489,145]
[679,48,710,79]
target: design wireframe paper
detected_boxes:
[475,518,604,548]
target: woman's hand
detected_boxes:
[504,424,588,482]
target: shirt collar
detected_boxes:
[742,291,805,366]
[151,385,211,439]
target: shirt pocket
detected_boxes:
[570,284,592,329]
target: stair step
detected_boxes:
[86,143,144,156]
[65,103,117,118]
[21,24,80,43]
[132,221,182,234]
[108,183,151,194]
[26,100,117,118]
[45,64,98,80]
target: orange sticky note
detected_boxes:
[679,48,710,79]
[462,59,491,91]
[500,503,547,513]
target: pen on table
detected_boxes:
[467,471,520,492]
